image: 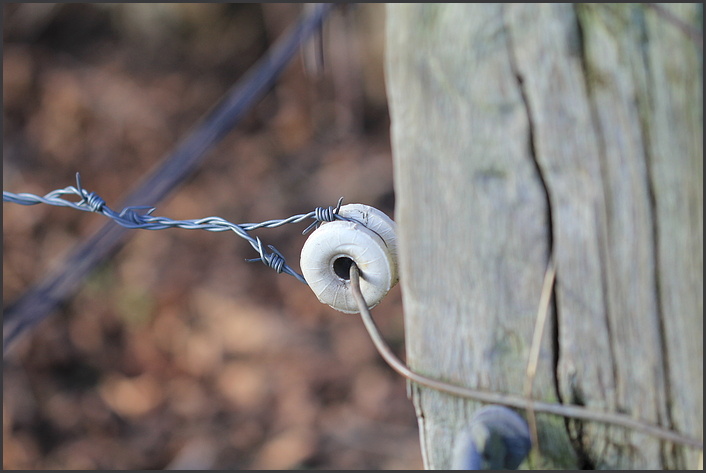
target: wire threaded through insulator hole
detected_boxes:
[333,256,354,280]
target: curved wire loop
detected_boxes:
[347,262,704,452]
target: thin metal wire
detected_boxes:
[3,4,336,357]
[644,3,703,48]
[347,262,704,451]
[3,173,355,284]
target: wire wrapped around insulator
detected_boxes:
[300,204,398,313]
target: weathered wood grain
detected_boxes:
[386,3,702,469]
[637,4,703,469]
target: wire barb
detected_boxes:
[302,196,346,234]
[3,174,348,285]
[75,172,106,212]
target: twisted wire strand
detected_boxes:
[3,174,353,285]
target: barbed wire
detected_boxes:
[3,173,355,284]
[3,4,337,356]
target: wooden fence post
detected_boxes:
[385,4,702,469]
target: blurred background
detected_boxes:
[3,3,422,469]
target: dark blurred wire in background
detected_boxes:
[3,3,421,469]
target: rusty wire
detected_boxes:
[347,262,703,451]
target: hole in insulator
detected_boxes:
[333,256,354,280]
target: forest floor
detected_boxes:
[3,4,422,469]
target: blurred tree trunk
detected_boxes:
[385,4,702,469]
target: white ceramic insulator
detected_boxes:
[335,204,398,285]
[300,204,398,313]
